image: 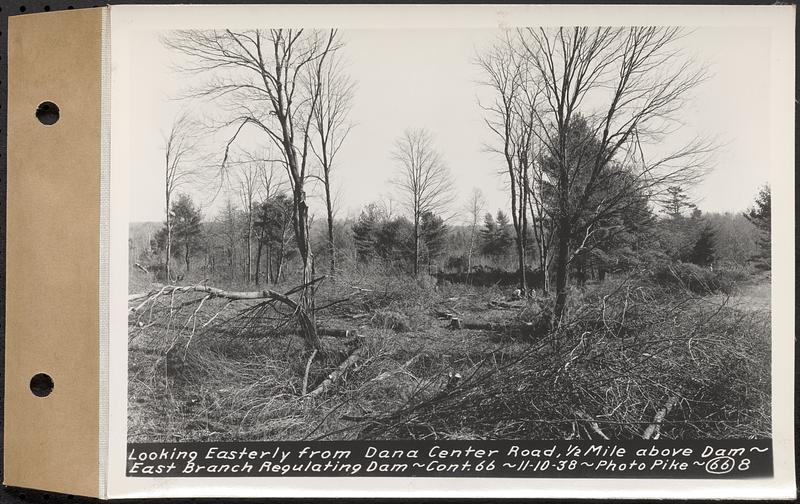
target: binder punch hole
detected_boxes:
[35,101,59,125]
[29,373,54,397]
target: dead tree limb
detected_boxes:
[301,349,318,396]
[128,280,327,350]
[304,346,366,399]
[642,395,680,440]
[372,352,427,383]
[575,410,610,440]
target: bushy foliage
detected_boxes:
[480,210,513,259]
[351,203,450,274]
[650,261,747,294]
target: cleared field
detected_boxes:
[128,271,771,442]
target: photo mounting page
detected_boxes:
[107,4,795,499]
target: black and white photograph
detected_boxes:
[124,16,777,449]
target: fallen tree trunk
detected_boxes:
[128,276,326,307]
[448,318,535,334]
[129,279,326,349]
[304,345,366,399]
[131,284,300,306]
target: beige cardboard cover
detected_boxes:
[5,8,103,497]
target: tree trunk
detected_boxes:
[267,243,273,284]
[413,214,420,277]
[324,177,336,276]
[276,236,286,283]
[254,240,264,285]
[467,226,475,277]
[553,217,571,327]
[516,235,527,293]
[508,168,528,294]
[291,186,321,350]
[539,236,549,295]
[184,244,190,273]
[246,211,253,284]
[519,166,530,294]
[165,194,172,282]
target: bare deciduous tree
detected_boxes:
[391,128,455,277]
[475,34,539,293]
[310,53,355,276]
[235,161,261,284]
[517,27,712,325]
[164,29,344,349]
[527,156,555,295]
[163,112,203,282]
[464,188,486,276]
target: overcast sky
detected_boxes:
[125,26,771,223]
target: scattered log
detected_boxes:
[642,395,680,440]
[317,327,353,338]
[304,345,366,399]
[446,316,553,338]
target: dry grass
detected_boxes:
[128,270,771,442]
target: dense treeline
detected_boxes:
[131,184,769,290]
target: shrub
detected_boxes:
[650,261,738,294]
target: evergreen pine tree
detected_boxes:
[689,225,716,266]
[744,185,771,266]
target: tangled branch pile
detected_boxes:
[129,277,332,352]
[347,280,770,440]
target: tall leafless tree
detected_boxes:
[526,154,555,295]
[164,29,344,349]
[464,188,486,276]
[475,34,539,293]
[310,53,355,276]
[391,128,455,277]
[517,27,712,325]
[235,161,261,284]
[163,112,203,282]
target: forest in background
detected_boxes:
[129,184,770,294]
